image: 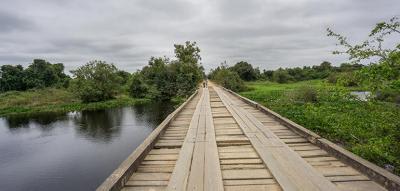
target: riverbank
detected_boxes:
[0,88,151,117]
[240,80,400,175]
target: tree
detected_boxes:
[0,59,69,92]
[230,61,259,81]
[130,41,204,100]
[272,68,291,83]
[173,41,204,96]
[210,64,246,91]
[174,41,201,65]
[70,60,121,102]
[327,17,400,64]
[23,59,59,89]
[328,17,400,93]
[129,73,148,98]
[22,59,69,89]
[262,70,274,80]
[0,65,25,92]
[116,70,131,85]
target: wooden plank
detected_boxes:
[221,164,266,170]
[223,179,276,186]
[137,166,174,173]
[125,180,169,186]
[334,181,386,191]
[220,158,263,165]
[141,161,176,165]
[122,187,166,191]
[224,185,282,191]
[326,175,369,182]
[148,149,180,155]
[130,173,170,181]
[222,169,273,179]
[219,152,258,159]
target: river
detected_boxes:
[0,102,176,191]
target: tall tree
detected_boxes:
[230,61,259,81]
[71,60,121,102]
[0,65,25,92]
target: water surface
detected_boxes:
[0,102,175,191]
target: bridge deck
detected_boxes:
[98,83,398,191]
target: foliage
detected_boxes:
[129,73,148,98]
[290,86,318,103]
[116,70,131,85]
[0,59,70,92]
[272,68,291,83]
[259,61,357,83]
[336,72,359,87]
[241,80,400,175]
[210,64,246,91]
[0,65,25,92]
[328,17,400,102]
[129,41,204,100]
[327,17,399,64]
[70,60,122,102]
[230,61,260,81]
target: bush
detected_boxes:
[212,68,246,91]
[326,73,338,84]
[272,68,291,83]
[230,61,259,81]
[129,73,148,98]
[336,72,359,87]
[289,86,318,103]
[71,60,121,102]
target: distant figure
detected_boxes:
[203,81,206,88]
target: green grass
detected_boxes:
[240,80,400,175]
[0,88,150,116]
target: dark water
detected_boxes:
[0,102,176,191]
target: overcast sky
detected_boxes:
[0,0,399,73]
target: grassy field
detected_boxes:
[240,80,400,175]
[0,88,150,116]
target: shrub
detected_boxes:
[272,68,291,83]
[290,86,318,103]
[327,73,338,84]
[336,72,359,87]
[71,60,121,102]
[230,61,259,81]
[212,68,246,91]
[129,73,148,98]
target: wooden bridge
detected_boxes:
[98,83,400,191]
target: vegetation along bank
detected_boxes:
[0,41,204,116]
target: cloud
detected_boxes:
[0,0,399,73]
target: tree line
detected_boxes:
[0,59,70,92]
[0,41,204,103]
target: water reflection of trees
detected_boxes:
[73,108,123,143]
[4,112,68,130]
[132,101,176,127]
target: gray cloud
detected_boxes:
[0,0,399,73]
